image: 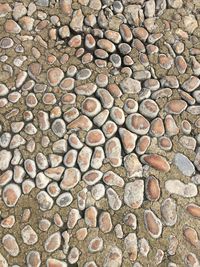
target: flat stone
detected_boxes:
[161,198,177,226]
[142,154,170,172]
[3,184,21,207]
[165,180,197,197]
[2,234,19,257]
[103,246,122,267]
[44,232,61,253]
[144,210,162,239]
[60,168,81,190]
[47,67,64,86]
[21,225,38,245]
[105,137,122,167]
[0,150,12,171]
[173,153,195,176]
[124,180,144,209]
[120,78,141,94]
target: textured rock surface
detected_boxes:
[0,0,200,266]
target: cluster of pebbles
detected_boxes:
[1,0,200,266]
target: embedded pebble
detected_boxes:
[0,1,199,265]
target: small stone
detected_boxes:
[46,259,67,267]
[44,232,61,253]
[120,78,141,94]
[126,113,150,135]
[107,188,122,210]
[165,100,187,114]
[103,171,124,187]
[67,209,81,229]
[26,251,41,267]
[91,183,105,200]
[102,121,118,138]
[24,159,36,178]
[144,210,162,239]
[99,212,112,233]
[83,170,103,185]
[52,119,66,137]
[142,154,170,172]
[124,153,143,178]
[124,233,138,262]
[173,153,195,176]
[103,246,122,267]
[56,192,73,207]
[0,150,12,171]
[47,68,64,86]
[161,198,177,226]
[184,15,198,33]
[119,128,137,153]
[37,191,53,211]
[88,237,103,253]
[3,183,21,207]
[86,129,105,146]
[60,168,81,190]
[110,107,125,125]
[165,180,197,197]
[97,39,116,53]
[124,180,144,209]
[105,137,122,167]
[167,0,182,8]
[124,213,137,230]
[85,206,97,227]
[139,238,150,257]
[182,76,200,92]
[145,176,160,201]
[139,99,159,119]
[2,234,19,257]
[186,203,200,218]
[91,146,105,169]
[77,146,92,172]
[21,225,38,245]
[4,20,21,33]
[1,215,15,229]
[70,9,84,32]
[81,97,101,117]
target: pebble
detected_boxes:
[124,233,138,262]
[139,99,159,118]
[44,232,61,253]
[161,198,177,226]
[165,180,197,197]
[142,154,170,172]
[120,78,141,94]
[105,137,122,167]
[145,176,160,201]
[21,225,38,245]
[56,192,73,207]
[103,246,122,267]
[52,119,66,137]
[173,153,195,176]
[26,251,41,267]
[61,168,80,190]
[144,210,162,239]
[83,170,103,185]
[107,188,122,210]
[126,113,150,135]
[81,97,101,117]
[2,234,20,257]
[3,184,21,207]
[47,67,64,86]
[37,191,53,211]
[0,150,12,171]
[124,180,144,209]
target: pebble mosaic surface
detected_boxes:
[1,0,200,266]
